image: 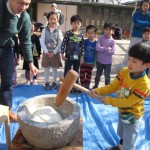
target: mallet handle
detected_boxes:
[60,78,102,99]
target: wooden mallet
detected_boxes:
[54,70,79,107]
[54,70,102,107]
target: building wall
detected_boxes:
[36,3,133,33]
[78,5,133,34]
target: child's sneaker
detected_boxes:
[25,80,30,85]
[52,82,57,90]
[32,79,37,85]
[45,82,50,90]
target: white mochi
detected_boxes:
[30,106,62,124]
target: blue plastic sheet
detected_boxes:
[0,85,150,150]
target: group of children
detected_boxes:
[40,12,116,91]
[12,12,150,150]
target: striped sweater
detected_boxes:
[95,67,150,118]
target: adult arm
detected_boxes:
[132,11,150,28]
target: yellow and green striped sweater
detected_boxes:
[95,67,150,118]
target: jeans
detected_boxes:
[64,59,80,83]
[117,116,140,150]
[0,47,14,108]
[95,62,111,86]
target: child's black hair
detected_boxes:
[86,25,97,33]
[47,11,58,20]
[143,27,150,34]
[103,21,113,29]
[70,15,82,23]
[128,42,150,63]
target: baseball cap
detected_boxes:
[51,3,57,7]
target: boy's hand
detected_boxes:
[100,97,106,104]
[89,89,97,98]
[61,54,68,61]
[80,57,84,65]
[89,89,106,104]
[108,47,112,51]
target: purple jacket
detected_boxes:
[96,35,115,64]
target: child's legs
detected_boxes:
[104,64,111,85]
[80,63,86,86]
[117,116,140,150]
[52,68,57,83]
[44,67,50,83]
[64,60,73,77]
[33,74,37,80]
[73,60,80,84]
[25,70,30,80]
[85,64,93,86]
[95,62,103,86]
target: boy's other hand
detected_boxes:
[80,57,84,65]
[89,89,96,98]
[61,54,68,61]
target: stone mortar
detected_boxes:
[17,94,80,149]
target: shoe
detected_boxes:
[32,79,37,85]
[9,111,18,122]
[25,80,30,85]
[52,82,57,90]
[106,145,122,150]
[12,81,17,88]
[44,82,50,90]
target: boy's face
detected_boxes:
[71,21,82,32]
[142,31,150,41]
[104,27,113,38]
[128,56,148,76]
[86,29,96,41]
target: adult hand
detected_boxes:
[29,63,38,76]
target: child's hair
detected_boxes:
[143,27,150,34]
[86,25,97,33]
[128,42,150,63]
[47,11,58,20]
[70,15,82,23]
[43,12,49,19]
[103,21,113,29]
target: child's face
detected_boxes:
[71,21,82,32]
[128,56,147,76]
[86,29,96,41]
[142,31,150,41]
[48,14,58,26]
[104,27,113,37]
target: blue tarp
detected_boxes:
[0,85,150,150]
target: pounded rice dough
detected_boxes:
[30,106,62,124]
